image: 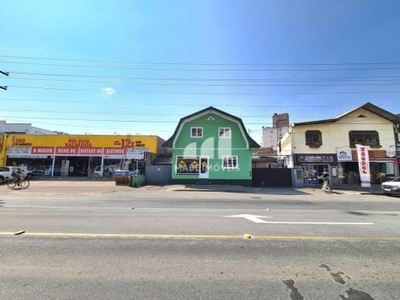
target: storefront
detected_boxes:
[294,153,336,185]
[0,134,162,177]
[295,149,398,187]
[337,148,398,186]
[294,149,398,186]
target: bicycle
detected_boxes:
[7,177,30,189]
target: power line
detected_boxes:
[0,107,355,119]
[1,114,396,126]
[9,85,400,96]
[2,98,400,110]
[3,59,400,72]
[10,71,400,82]
[7,76,400,87]
[1,54,400,66]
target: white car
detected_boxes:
[381,177,400,196]
[0,166,34,183]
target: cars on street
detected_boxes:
[381,177,400,196]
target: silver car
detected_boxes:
[381,177,400,196]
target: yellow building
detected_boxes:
[0,134,164,177]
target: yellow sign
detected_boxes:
[4,134,160,153]
[0,135,3,153]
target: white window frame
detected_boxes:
[190,127,203,138]
[222,155,238,169]
[218,127,231,138]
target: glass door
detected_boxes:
[199,157,209,179]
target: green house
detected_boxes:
[162,107,260,186]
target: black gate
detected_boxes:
[252,168,292,187]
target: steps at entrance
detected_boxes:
[195,179,212,185]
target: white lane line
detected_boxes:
[256,221,374,225]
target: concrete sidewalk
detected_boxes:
[1,180,380,196]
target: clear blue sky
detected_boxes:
[1,0,399,142]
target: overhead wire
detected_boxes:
[1,54,400,66]
[2,55,400,135]
[6,76,400,87]
[8,85,400,96]
[8,71,400,82]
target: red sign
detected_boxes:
[79,147,103,155]
[104,148,126,155]
[31,147,54,155]
[56,147,79,155]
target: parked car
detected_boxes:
[0,166,34,183]
[383,174,396,182]
[381,177,400,196]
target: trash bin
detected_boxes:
[131,175,146,187]
[113,170,138,186]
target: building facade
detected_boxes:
[0,120,60,134]
[262,113,289,150]
[279,102,398,187]
[163,107,260,186]
[0,134,164,177]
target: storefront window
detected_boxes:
[302,164,329,184]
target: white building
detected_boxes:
[0,121,60,134]
[279,102,398,187]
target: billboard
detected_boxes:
[4,134,159,158]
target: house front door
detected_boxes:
[199,157,209,179]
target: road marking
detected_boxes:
[1,231,399,241]
[252,221,374,225]
[225,214,271,223]
[224,214,374,225]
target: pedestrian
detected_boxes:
[320,173,332,193]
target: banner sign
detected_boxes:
[356,144,371,187]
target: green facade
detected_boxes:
[163,107,260,186]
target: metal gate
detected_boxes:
[145,165,172,185]
[252,168,292,187]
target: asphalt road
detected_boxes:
[1,182,399,299]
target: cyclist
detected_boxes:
[14,168,26,185]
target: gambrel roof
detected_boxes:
[162,106,260,149]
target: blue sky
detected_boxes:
[1,0,399,142]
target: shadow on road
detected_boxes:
[174,184,314,195]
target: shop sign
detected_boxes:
[336,149,352,161]
[7,147,31,156]
[104,148,126,155]
[79,147,103,155]
[4,134,159,153]
[356,144,371,188]
[31,147,55,155]
[56,147,79,155]
[10,137,32,146]
[126,149,145,160]
[297,154,335,163]
[386,150,396,158]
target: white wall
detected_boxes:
[291,108,395,154]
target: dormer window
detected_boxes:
[305,130,322,147]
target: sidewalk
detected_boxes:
[1,179,383,196]
[168,184,379,195]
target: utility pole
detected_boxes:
[1,70,9,90]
